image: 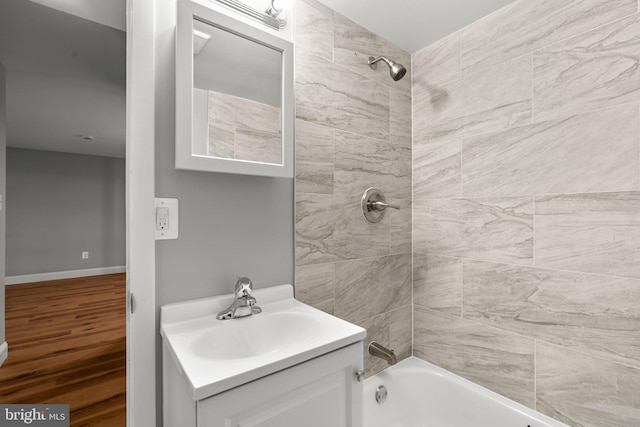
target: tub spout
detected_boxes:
[368,341,397,366]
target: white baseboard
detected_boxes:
[5,266,126,285]
[0,342,7,367]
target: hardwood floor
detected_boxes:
[0,273,126,426]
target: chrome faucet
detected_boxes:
[216,277,262,320]
[368,341,397,366]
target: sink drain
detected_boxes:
[375,385,388,404]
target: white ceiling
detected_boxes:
[0,0,126,158]
[316,0,517,53]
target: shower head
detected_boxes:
[368,56,407,81]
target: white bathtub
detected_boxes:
[364,357,568,427]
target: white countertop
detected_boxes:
[160,284,366,400]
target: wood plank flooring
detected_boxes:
[0,273,126,426]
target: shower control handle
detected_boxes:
[361,188,400,223]
[369,200,400,211]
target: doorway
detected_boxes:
[0,0,127,424]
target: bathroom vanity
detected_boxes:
[161,285,366,427]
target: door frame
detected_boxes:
[126,0,157,424]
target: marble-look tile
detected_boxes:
[295,51,390,141]
[413,196,533,265]
[334,254,412,324]
[533,13,640,121]
[413,138,461,200]
[537,342,640,427]
[413,254,462,316]
[209,91,280,137]
[294,262,334,314]
[462,104,640,197]
[208,91,281,163]
[413,55,532,143]
[295,0,333,62]
[207,122,234,159]
[413,31,460,87]
[460,0,637,75]
[389,89,412,148]
[387,198,412,255]
[414,306,535,407]
[234,127,281,164]
[295,193,341,266]
[329,193,393,260]
[464,260,640,368]
[359,307,412,377]
[295,120,334,195]
[535,192,640,278]
[297,192,409,265]
[333,13,411,92]
[334,130,411,200]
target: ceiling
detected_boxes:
[0,0,126,158]
[316,0,517,53]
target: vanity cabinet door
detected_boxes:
[197,343,363,427]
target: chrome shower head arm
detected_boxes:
[368,56,391,70]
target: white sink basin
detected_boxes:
[191,311,323,360]
[160,284,366,400]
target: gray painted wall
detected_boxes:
[154,0,294,421]
[0,63,6,351]
[6,148,125,276]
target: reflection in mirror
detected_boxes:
[175,0,294,178]
[192,18,282,165]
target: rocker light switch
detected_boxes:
[155,198,179,240]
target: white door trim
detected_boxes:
[126,0,157,424]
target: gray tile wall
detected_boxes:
[413,0,640,425]
[294,0,413,376]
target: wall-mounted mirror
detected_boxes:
[176,0,294,178]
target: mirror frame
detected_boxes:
[176,0,294,178]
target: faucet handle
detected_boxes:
[234,276,253,298]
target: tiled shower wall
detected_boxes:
[412,0,640,425]
[294,0,413,376]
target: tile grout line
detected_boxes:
[411,185,640,203]
[534,339,537,411]
[332,261,336,317]
[532,195,536,268]
[413,251,640,282]
[460,258,464,318]
[410,48,415,357]
[459,30,464,201]
[331,9,336,320]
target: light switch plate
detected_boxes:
[155,198,179,240]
